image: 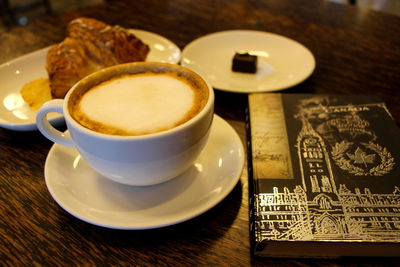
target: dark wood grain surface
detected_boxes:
[1,0,399,265]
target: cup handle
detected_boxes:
[36,99,74,147]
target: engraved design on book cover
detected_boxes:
[249,93,293,179]
[250,94,400,243]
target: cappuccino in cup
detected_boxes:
[68,65,209,136]
[36,62,214,186]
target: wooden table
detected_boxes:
[1,0,399,265]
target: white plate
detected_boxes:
[181,30,315,93]
[44,115,244,229]
[132,29,181,64]
[0,29,181,131]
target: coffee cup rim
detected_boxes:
[64,62,214,140]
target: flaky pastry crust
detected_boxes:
[46,17,150,98]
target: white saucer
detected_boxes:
[44,115,244,229]
[181,30,315,93]
[0,29,181,131]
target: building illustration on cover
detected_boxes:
[249,94,400,243]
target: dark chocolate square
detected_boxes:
[232,52,257,73]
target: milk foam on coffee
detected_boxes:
[74,72,202,135]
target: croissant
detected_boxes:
[46,17,150,99]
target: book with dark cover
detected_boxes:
[247,93,400,258]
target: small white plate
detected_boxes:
[44,115,244,229]
[181,30,315,93]
[0,29,181,131]
[132,29,181,64]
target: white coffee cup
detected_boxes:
[36,62,214,186]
